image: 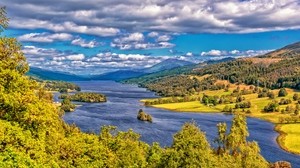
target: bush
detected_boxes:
[293,93,299,101]
[263,101,279,112]
[278,88,288,97]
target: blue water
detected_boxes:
[61,81,300,167]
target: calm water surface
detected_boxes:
[61,81,300,167]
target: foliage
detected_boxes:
[264,101,279,112]
[278,88,288,97]
[0,7,9,33]
[60,92,106,103]
[137,109,152,123]
[33,79,81,92]
[60,98,76,112]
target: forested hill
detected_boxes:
[125,42,300,96]
[261,42,300,58]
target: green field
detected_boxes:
[276,124,300,154]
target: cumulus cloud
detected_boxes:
[148,32,159,37]
[111,32,175,50]
[185,52,193,57]
[10,19,119,36]
[3,0,300,34]
[156,35,171,42]
[201,50,222,56]
[66,54,85,61]
[71,38,101,48]
[18,32,73,42]
[200,49,273,57]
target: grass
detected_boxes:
[153,101,221,112]
[142,83,300,155]
[276,124,300,154]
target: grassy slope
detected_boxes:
[143,82,300,154]
[276,124,300,154]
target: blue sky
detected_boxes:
[1,0,300,75]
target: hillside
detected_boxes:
[143,58,194,73]
[28,67,87,81]
[126,42,300,97]
[92,59,194,81]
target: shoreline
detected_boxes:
[145,102,300,156]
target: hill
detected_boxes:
[27,67,87,81]
[143,58,194,73]
[126,42,300,97]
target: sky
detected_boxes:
[1,0,300,75]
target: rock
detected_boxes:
[137,109,152,123]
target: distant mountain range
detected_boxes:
[27,67,87,81]
[91,59,195,81]
[27,58,195,81]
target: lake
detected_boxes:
[61,80,300,167]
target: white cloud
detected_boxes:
[156,35,171,42]
[148,32,159,37]
[11,19,120,37]
[111,32,175,50]
[200,49,273,57]
[18,32,73,42]
[230,50,240,55]
[113,33,144,43]
[71,38,100,48]
[185,52,193,57]
[201,50,222,56]
[158,42,175,48]
[66,54,85,61]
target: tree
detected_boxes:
[278,88,288,97]
[227,114,249,155]
[215,122,227,154]
[161,122,218,167]
[293,93,299,101]
[0,7,9,33]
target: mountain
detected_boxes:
[143,59,194,73]
[91,59,195,81]
[27,67,87,81]
[91,70,145,81]
[123,57,235,86]
[262,41,300,58]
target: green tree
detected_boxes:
[293,93,299,101]
[278,88,288,97]
[227,114,249,155]
[161,122,218,167]
[0,7,9,33]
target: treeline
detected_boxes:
[31,77,81,92]
[192,57,300,90]
[144,96,201,105]
[59,92,107,103]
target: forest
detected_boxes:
[0,7,289,167]
[125,43,300,97]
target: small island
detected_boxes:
[60,98,76,112]
[137,109,153,123]
[59,92,107,103]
